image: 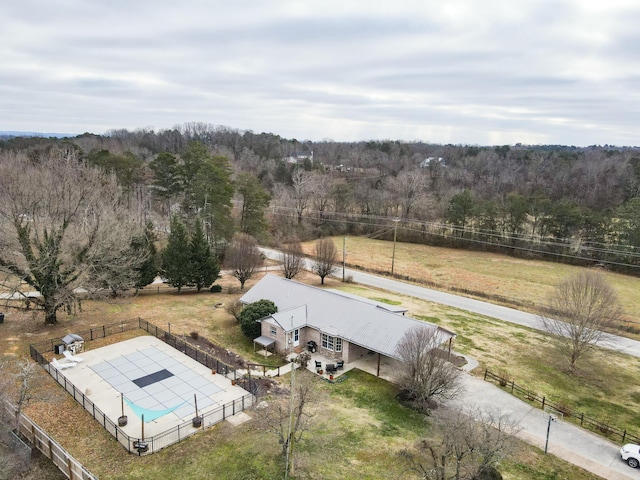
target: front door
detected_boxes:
[293,329,300,347]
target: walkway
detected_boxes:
[455,373,639,480]
[258,247,640,479]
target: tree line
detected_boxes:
[2,125,638,272]
[1,125,639,324]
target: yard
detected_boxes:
[1,241,637,478]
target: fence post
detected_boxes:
[484,369,488,381]
[580,413,584,425]
[511,381,515,393]
[542,397,545,410]
[623,430,627,443]
[67,457,73,480]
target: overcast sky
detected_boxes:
[1,1,639,146]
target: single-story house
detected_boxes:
[239,274,456,375]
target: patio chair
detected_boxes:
[52,358,75,370]
[336,360,344,370]
[315,360,322,372]
[63,350,84,363]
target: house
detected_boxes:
[239,274,456,375]
[284,151,314,164]
[419,157,445,168]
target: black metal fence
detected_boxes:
[30,319,257,455]
[484,369,640,445]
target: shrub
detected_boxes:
[210,284,222,293]
[497,369,510,387]
[226,300,244,322]
[190,331,199,340]
[239,299,277,338]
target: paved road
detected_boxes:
[456,375,639,480]
[260,248,640,359]
[260,247,640,479]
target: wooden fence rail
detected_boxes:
[4,402,98,480]
[484,369,640,445]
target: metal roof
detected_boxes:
[326,289,409,314]
[239,274,455,360]
[254,336,276,348]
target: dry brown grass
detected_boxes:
[302,236,640,333]
[0,263,618,479]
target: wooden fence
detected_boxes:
[4,402,97,480]
[484,369,640,444]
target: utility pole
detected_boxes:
[342,236,347,282]
[544,414,556,454]
[391,218,400,275]
[285,325,296,479]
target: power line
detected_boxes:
[268,205,640,270]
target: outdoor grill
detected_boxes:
[306,341,317,353]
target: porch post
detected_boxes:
[448,337,452,360]
[376,353,381,377]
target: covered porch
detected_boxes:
[289,349,401,383]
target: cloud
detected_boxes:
[0,0,639,146]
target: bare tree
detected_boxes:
[225,232,263,289]
[312,238,337,285]
[280,239,305,279]
[388,170,429,217]
[309,171,334,219]
[399,406,519,480]
[225,299,244,322]
[291,169,314,224]
[255,369,319,476]
[9,358,39,432]
[0,358,44,478]
[395,326,462,411]
[0,148,148,324]
[539,271,622,371]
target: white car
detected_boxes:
[621,444,640,468]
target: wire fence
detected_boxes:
[30,319,257,456]
[484,369,640,445]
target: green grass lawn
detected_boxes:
[4,251,637,479]
[54,368,599,480]
[336,283,640,441]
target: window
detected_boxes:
[270,326,277,336]
[322,333,341,351]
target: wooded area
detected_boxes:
[1,123,639,285]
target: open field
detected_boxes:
[1,247,638,478]
[299,236,640,331]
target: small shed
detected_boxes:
[61,333,84,354]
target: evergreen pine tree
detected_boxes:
[134,221,159,291]
[189,220,219,292]
[162,215,191,293]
